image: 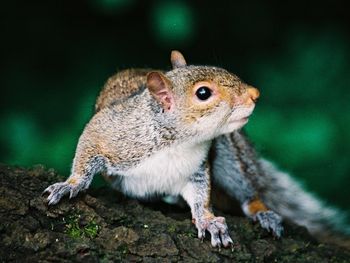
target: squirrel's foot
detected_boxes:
[43,181,86,206]
[242,199,283,238]
[195,216,233,247]
[255,210,283,238]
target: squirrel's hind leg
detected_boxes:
[242,198,283,237]
[211,134,284,237]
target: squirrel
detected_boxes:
[44,51,349,248]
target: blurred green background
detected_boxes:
[1,1,349,216]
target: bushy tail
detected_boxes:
[259,159,350,248]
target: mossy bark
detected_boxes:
[0,164,349,262]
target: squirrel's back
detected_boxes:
[95,68,152,112]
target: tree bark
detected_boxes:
[0,164,349,262]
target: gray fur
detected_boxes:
[211,133,256,203]
[258,159,350,236]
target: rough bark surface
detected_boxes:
[0,164,349,262]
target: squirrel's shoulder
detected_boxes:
[95,68,158,112]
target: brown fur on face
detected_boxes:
[163,66,255,127]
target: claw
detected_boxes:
[69,189,78,199]
[47,198,58,206]
[43,181,85,206]
[198,228,206,240]
[256,210,284,237]
[273,225,283,239]
[42,189,48,196]
[195,216,233,248]
[221,233,233,247]
[42,185,53,196]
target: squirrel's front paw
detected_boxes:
[43,181,85,206]
[195,216,233,248]
[255,210,283,237]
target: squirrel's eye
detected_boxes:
[195,86,212,101]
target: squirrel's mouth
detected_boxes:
[219,106,255,134]
[226,106,254,124]
[227,117,249,125]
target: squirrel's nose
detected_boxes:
[248,87,259,102]
[246,87,260,104]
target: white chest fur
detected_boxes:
[114,141,211,198]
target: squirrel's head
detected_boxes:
[146,51,259,141]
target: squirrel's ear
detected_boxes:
[171,50,187,69]
[147,72,175,112]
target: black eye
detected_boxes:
[195,86,212,101]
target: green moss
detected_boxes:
[167,224,176,233]
[185,231,196,238]
[84,220,100,239]
[64,214,100,239]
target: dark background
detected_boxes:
[1,0,349,217]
